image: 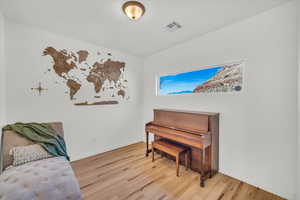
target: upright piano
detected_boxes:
[145,109,219,187]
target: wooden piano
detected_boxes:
[145,109,219,187]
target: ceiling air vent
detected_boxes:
[165,21,182,32]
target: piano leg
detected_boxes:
[200,147,206,187]
[208,145,213,179]
[145,131,150,157]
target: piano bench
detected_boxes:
[151,140,190,177]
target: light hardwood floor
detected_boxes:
[71,142,285,200]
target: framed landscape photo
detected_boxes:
[157,62,244,95]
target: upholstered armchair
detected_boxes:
[0,122,82,200]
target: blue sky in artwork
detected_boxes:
[159,66,223,95]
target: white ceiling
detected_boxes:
[0,0,291,57]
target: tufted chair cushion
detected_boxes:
[0,157,82,200]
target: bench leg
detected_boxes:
[152,143,155,162]
[189,151,191,170]
[185,152,188,171]
[176,154,180,177]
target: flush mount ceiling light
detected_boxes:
[122,1,145,20]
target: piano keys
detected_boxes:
[145,109,219,187]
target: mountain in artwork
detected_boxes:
[193,63,243,93]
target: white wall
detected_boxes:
[0,12,6,128]
[143,2,297,199]
[4,21,144,161]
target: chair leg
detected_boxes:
[152,143,155,162]
[176,154,180,177]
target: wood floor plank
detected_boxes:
[218,176,243,200]
[71,142,286,200]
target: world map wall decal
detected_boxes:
[40,47,129,106]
